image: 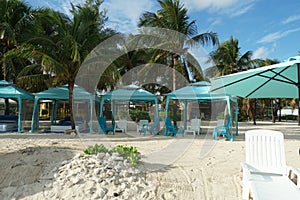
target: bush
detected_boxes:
[83,144,109,155]
[129,110,150,122]
[83,144,141,166]
[111,145,141,166]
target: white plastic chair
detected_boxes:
[115,120,127,133]
[184,118,201,136]
[241,130,300,199]
[137,120,149,134]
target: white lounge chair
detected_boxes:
[241,130,300,200]
[115,120,127,133]
[184,118,201,136]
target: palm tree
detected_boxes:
[15,0,115,130]
[138,0,218,90]
[209,36,260,76]
[0,0,34,114]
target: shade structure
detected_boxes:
[0,80,34,132]
[31,84,99,133]
[100,85,159,119]
[210,56,300,124]
[165,81,238,136]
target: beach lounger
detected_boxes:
[241,130,300,199]
[98,117,114,134]
[114,120,127,133]
[213,117,233,141]
[184,118,201,136]
[137,119,149,135]
[164,117,183,137]
[149,118,160,135]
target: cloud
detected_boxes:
[252,47,269,59]
[103,0,156,32]
[182,0,255,16]
[258,28,300,43]
[282,14,300,24]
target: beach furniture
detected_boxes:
[149,118,160,135]
[213,117,233,141]
[0,115,18,132]
[50,116,83,133]
[164,117,183,137]
[184,118,201,136]
[137,119,149,135]
[98,117,114,134]
[241,130,300,199]
[114,120,127,133]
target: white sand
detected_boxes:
[1,120,300,199]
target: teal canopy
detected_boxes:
[100,85,159,119]
[165,81,238,136]
[0,80,34,132]
[210,56,300,125]
[31,85,99,133]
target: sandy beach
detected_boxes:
[1,120,300,200]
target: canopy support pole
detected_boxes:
[31,98,38,133]
[90,97,93,133]
[17,97,22,133]
[164,97,170,136]
[51,100,57,125]
[183,100,187,130]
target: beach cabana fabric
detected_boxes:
[210,56,300,123]
[100,85,159,119]
[165,81,238,136]
[31,85,99,133]
[0,80,34,132]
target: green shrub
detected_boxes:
[83,144,141,166]
[83,144,109,155]
[111,145,141,166]
[129,110,150,122]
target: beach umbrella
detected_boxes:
[210,56,300,124]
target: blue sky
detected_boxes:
[28,0,300,62]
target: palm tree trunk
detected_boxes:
[252,99,256,125]
[68,81,75,130]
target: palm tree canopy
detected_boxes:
[209,36,260,76]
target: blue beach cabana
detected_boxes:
[100,85,159,120]
[0,80,34,132]
[165,81,238,136]
[31,84,99,133]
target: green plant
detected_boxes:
[129,110,150,122]
[83,144,109,155]
[111,145,141,166]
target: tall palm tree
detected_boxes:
[209,36,260,76]
[138,0,218,90]
[15,0,115,130]
[0,0,34,114]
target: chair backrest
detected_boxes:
[139,120,149,127]
[98,117,108,130]
[117,120,127,129]
[165,117,175,131]
[217,119,224,126]
[245,130,287,175]
[191,118,201,130]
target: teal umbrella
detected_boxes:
[210,56,300,124]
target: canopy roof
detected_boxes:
[31,84,98,133]
[101,85,157,102]
[35,84,98,101]
[166,81,236,102]
[210,56,300,99]
[0,80,34,132]
[0,80,34,100]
